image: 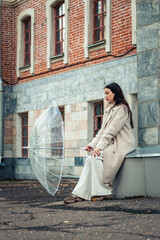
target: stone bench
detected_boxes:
[113,146,160,198]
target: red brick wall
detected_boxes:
[1,7,15,84]
[112,0,133,55]
[69,0,85,63]
[1,0,136,84]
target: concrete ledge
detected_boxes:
[0,158,36,180]
[126,146,160,158]
[113,146,160,198]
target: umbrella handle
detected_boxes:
[22,146,29,149]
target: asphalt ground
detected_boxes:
[0,179,160,240]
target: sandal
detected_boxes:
[91,194,113,201]
[64,195,85,204]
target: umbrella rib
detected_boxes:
[33,159,62,178]
[25,146,85,150]
[33,167,59,194]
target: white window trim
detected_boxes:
[17,9,35,77]
[46,0,70,69]
[106,0,112,52]
[84,0,111,58]
[2,0,28,8]
[132,0,137,45]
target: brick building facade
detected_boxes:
[0,0,160,197]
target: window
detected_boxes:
[93,0,106,43]
[24,17,31,66]
[59,107,65,122]
[21,113,28,157]
[84,0,111,58]
[94,102,103,136]
[51,107,65,156]
[55,2,65,55]
[46,0,69,68]
[17,9,35,77]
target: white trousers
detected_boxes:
[72,155,112,200]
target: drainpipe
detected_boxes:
[0,80,3,166]
[0,0,4,165]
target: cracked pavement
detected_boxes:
[0,179,160,240]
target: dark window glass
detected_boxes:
[22,115,27,125]
[23,137,27,146]
[56,42,61,55]
[51,107,64,156]
[56,31,61,42]
[95,1,102,14]
[56,5,64,17]
[95,29,101,42]
[95,15,101,28]
[93,0,106,43]
[60,108,65,121]
[55,2,65,55]
[25,31,30,42]
[25,43,30,53]
[21,113,28,157]
[22,128,27,137]
[25,19,30,30]
[94,102,103,136]
[95,104,102,116]
[24,17,31,65]
[56,4,65,16]
[25,54,30,65]
[56,19,61,30]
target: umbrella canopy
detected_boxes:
[29,101,64,196]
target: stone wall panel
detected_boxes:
[137,22,159,52]
[139,101,159,128]
[137,49,160,78]
[139,127,159,146]
[137,0,160,28]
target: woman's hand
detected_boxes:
[84,145,93,152]
[91,148,101,157]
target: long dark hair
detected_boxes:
[105,82,134,128]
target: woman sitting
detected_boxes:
[64,82,136,204]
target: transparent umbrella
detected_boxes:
[28,101,64,196]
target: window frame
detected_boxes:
[51,107,65,156]
[17,9,35,77]
[84,0,111,58]
[24,17,31,66]
[94,101,104,136]
[55,2,65,55]
[21,113,28,158]
[46,0,69,68]
[93,0,106,44]
[59,107,65,122]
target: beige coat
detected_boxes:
[89,104,136,183]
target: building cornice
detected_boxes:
[1,0,28,8]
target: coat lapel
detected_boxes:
[103,107,114,128]
[103,105,120,129]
